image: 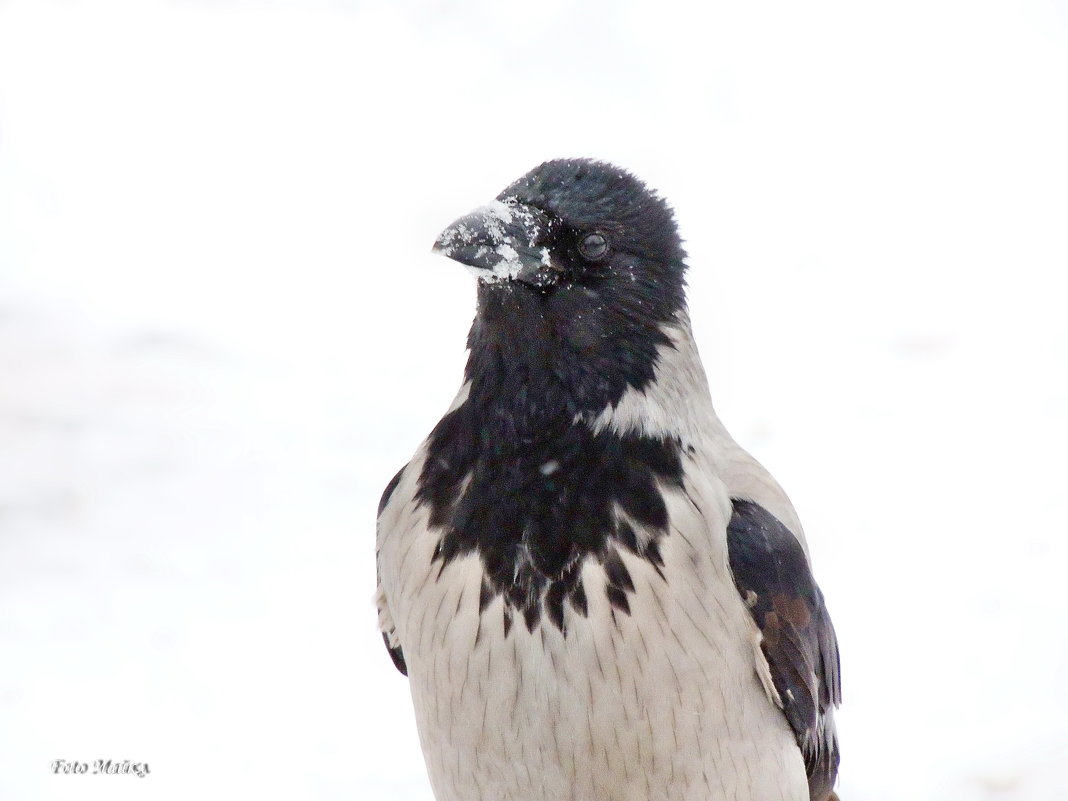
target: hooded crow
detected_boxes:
[375,159,841,801]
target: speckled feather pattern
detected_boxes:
[377,326,816,801]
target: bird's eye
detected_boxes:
[577,231,609,262]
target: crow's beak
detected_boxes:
[432,199,557,287]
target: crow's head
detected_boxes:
[433,159,690,415]
[434,159,687,319]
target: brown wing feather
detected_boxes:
[726,498,841,801]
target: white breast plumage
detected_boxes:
[378,442,808,801]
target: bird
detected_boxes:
[375,158,841,801]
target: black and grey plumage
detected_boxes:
[375,159,841,801]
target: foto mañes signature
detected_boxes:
[52,759,150,778]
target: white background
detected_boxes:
[2,1,1067,799]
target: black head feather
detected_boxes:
[419,159,690,633]
[500,158,687,287]
[456,158,689,416]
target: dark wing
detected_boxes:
[726,498,841,801]
[377,464,408,676]
[381,631,407,676]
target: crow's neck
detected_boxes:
[463,283,675,446]
[418,285,697,633]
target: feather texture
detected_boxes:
[375,159,841,801]
[726,499,841,801]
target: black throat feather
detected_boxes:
[415,280,686,634]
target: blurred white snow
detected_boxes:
[1,1,1066,799]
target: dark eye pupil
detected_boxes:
[579,232,608,261]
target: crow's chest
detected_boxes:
[382,450,806,801]
[416,419,688,637]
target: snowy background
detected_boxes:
[2,1,1067,799]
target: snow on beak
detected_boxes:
[433,199,557,287]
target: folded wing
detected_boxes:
[726,498,841,801]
